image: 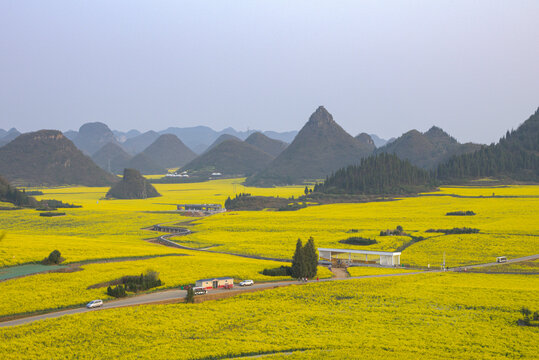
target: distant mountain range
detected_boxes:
[0,128,21,147]
[1,106,536,188]
[376,126,482,169]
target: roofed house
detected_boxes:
[195,277,234,289]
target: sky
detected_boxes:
[1,0,538,144]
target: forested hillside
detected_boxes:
[314,153,435,195]
[435,108,539,182]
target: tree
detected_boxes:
[303,237,318,278]
[291,238,305,279]
[185,287,195,303]
[304,186,309,195]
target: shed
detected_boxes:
[195,277,234,289]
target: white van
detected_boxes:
[86,299,103,308]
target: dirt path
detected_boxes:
[330,267,349,279]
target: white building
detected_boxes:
[318,248,401,266]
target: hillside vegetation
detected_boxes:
[181,139,274,176]
[0,130,118,187]
[436,107,539,182]
[140,134,197,169]
[245,132,288,157]
[106,168,161,199]
[377,126,482,170]
[314,153,435,195]
[246,106,373,186]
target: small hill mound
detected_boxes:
[92,142,132,174]
[106,169,160,199]
[355,133,376,152]
[314,153,435,195]
[181,139,274,176]
[126,153,166,175]
[141,134,197,169]
[436,107,539,182]
[245,132,288,157]
[73,122,118,155]
[246,106,374,186]
[0,130,118,186]
[377,126,481,169]
[122,131,160,155]
[204,134,242,153]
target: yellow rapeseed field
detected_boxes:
[0,251,331,317]
[0,273,536,359]
[181,187,539,265]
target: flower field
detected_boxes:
[0,251,332,317]
[0,273,537,359]
[180,188,539,266]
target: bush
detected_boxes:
[426,227,480,234]
[39,212,66,217]
[42,249,64,265]
[339,237,377,246]
[446,210,476,216]
[262,266,292,276]
[107,285,127,298]
[380,226,406,236]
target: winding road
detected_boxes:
[1,221,536,329]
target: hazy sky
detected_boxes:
[1,1,538,143]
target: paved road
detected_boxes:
[0,272,424,328]
[1,254,536,328]
[450,254,539,271]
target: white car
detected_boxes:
[239,280,254,287]
[86,299,103,309]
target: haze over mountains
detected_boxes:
[1,105,537,188]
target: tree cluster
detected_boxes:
[425,227,479,234]
[435,108,539,182]
[380,225,405,236]
[107,284,127,298]
[339,237,377,246]
[446,211,475,216]
[291,237,318,279]
[314,153,435,195]
[120,270,162,293]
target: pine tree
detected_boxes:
[185,287,195,303]
[303,237,318,278]
[291,238,305,279]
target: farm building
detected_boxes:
[176,203,225,214]
[318,248,401,266]
[195,277,234,289]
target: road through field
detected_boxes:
[1,254,536,328]
[0,271,425,328]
